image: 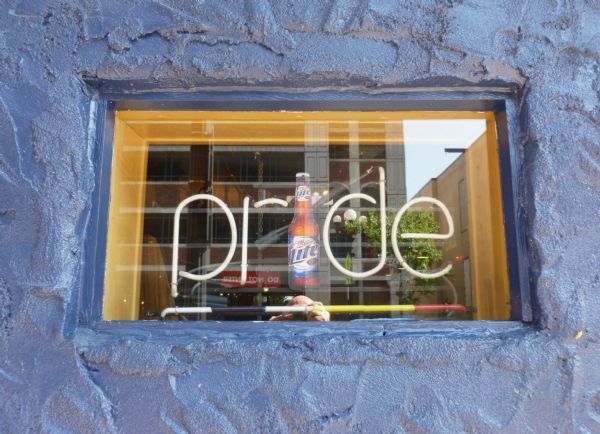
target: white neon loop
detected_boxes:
[323,167,386,279]
[171,194,237,298]
[391,196,454,280]
[239,197,289,285]
[254,198,288,208]
[160,305,318,318]
[241,197,250,286]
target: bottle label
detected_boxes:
[289,236,319,271]
[295,186,311,202]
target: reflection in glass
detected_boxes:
[104,112,510,321]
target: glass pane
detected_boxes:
[103,111,510,322]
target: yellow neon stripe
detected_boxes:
[322,305,416,313]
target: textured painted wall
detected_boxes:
[0,0,599,432]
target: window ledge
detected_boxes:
[73,320,532,346]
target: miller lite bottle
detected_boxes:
[288,172,319,291]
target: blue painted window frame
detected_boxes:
[69,90,533,339]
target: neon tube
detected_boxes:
[160,304,468,318]
[170,168,458,295]
[391,196,454,280]
[323,167,387,278]
[170,194,237,298]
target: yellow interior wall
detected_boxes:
[117,110,489,145]
[103,118,148,320]
[467,115,510,320]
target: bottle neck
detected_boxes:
[294,177,312,215]
[295,198,312,215]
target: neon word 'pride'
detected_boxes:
[170,167,454,297]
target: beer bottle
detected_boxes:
[288,172,320,291]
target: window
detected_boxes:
[100,107,519,322]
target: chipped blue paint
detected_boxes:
[0,0,599,432]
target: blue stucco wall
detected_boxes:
[1,0,599,432]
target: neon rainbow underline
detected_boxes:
[160,304,468,318]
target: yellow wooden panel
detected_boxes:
[467,114,510,320]
[116,111,489,145]
[116,110,489,122]
[484,115,511,319]
[103,120,148,320]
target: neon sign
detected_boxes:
[170,167,454,298]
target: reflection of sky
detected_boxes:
[403,120,487,199]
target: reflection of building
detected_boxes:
[327,130,407,319]
[414,131,510,320]
[134,121,407,320]
[414,148,471,317]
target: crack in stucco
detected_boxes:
[0,277,12,338]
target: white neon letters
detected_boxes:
[170,169,455,295]
[323,167,387,278]
[240,197,288,285]
[391,197,454,279]
[171,194,237,298]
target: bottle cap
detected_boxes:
[296,172,310,177]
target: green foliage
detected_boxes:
[344,252,353,286]
[344,209,444,304]
[344,209,442,270]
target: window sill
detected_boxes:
[73,320,531,347]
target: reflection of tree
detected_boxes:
[344,210,444,304]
